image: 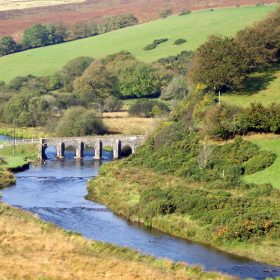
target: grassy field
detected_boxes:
[0,143,38,169]
[0,0,84,11]
[103,111,164,135]
[221,68,280,107]
[0,5,275,82]
[243,134,280,189]
[0,203,232,280]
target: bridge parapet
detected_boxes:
[39,135,145,160]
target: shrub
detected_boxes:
[161,76,188,100]
[173,39,187,45]
[143,43,157,51]
[190,35,249,91]
[56,107,106,136]
[243,151,276,175]
[159,9,172,18]
[143,38,168,51]
[153,38,169,45]
[179,9,191,16]
[128,100,170,117]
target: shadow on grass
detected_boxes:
[233,64,280,96]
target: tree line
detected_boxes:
[190,7,280,92]
[0,14,138,57]
[0,51,191,136]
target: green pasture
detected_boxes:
[222,68,280,107]
[244,136,280,189]
[0,5,275,82]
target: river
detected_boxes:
[1,146,280,280]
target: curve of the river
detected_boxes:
[1,146,280,280]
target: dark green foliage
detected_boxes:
[202,104,242,139]
[137,183,279,242]
[21,23,68,49]
[93,96,123,113]
[56,107,105,136]
[159,9,172,18]
[153,38,169,45]
[0,36,17,56]
[72,21,97,39]
[203,103,280,139]
[128,100,170,117]
[179,9,191,16]
[99,14,138,33]
[59,56,94,92]
[161,76,188,100]
[190,36,249,91]
[143,38,168,51]
[236,7,280,70]
[242,151,276,175]
[173,39,187,45]
[143,43,157,51]
[157,51,195,75]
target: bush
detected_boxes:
[173,39,187,45]
[159,9,172,18]
[128,100,170,117]
[243,150,276,175]
[190,35,249,91]
[153,38,168,45]
[143,38,168,51]
[143,43,157,51]
[179,9,191,16]
[56,107,106,136]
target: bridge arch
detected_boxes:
[39,136,145,160]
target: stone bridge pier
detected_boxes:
[39,135,145,160]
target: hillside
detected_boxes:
[221,68,280,107]
[0,0,276,40]
[0,5,275,83]
[87,93,280,266]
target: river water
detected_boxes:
[1,147,280,280]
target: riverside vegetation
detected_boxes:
[0,197,233,279]
[87,89,280,266]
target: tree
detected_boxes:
[73,62,119,100]
[72,21,97,39]
[60,56,94,92]
[56,107,105,136]
[0,36,17,56]
[117,63,162,98]
[47,23,69,44]
[99,14,138,33]
[161,76,188,100]
[159,9,172,18]
[21,24,51,48]
[128,100,170,117]
[190,36,249,91]
[235,7,280,70]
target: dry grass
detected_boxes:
[0,203,232,280]
[0,0,84,11]
[102,112,163,135]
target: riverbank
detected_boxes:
[0,143,38,169]
[87,162,280,267]
[0,203,233,280]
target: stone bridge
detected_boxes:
[39,135,145,160]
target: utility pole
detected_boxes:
[13,117,16,156]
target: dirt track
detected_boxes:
[0,0,276,40]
